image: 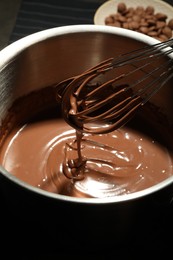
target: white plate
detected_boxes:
[94,0,173,25]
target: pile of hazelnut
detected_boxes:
[104,2,173,41]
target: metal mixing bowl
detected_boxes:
[0,25,173,249]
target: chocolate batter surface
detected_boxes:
[0,117,172,198]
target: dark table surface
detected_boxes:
[9,0,173,43]
[9,0,106,44]
[1,0,173,258]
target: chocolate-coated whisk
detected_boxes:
[57,38,173,134]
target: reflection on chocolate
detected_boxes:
[0,100,172,198]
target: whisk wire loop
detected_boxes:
[57,39,173,134]
[108,38,173,70]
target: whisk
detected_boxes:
[57,38,173,134]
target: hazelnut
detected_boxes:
[162,26,172,38]
[145,6,155,15]
[168,19,173,30]
[117,2,127,14]
[155,12,167,21]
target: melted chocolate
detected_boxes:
[0,116,172,198]
[0,66,173,199]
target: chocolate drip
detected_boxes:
[58,58,143,135]
[54,56,173,189]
